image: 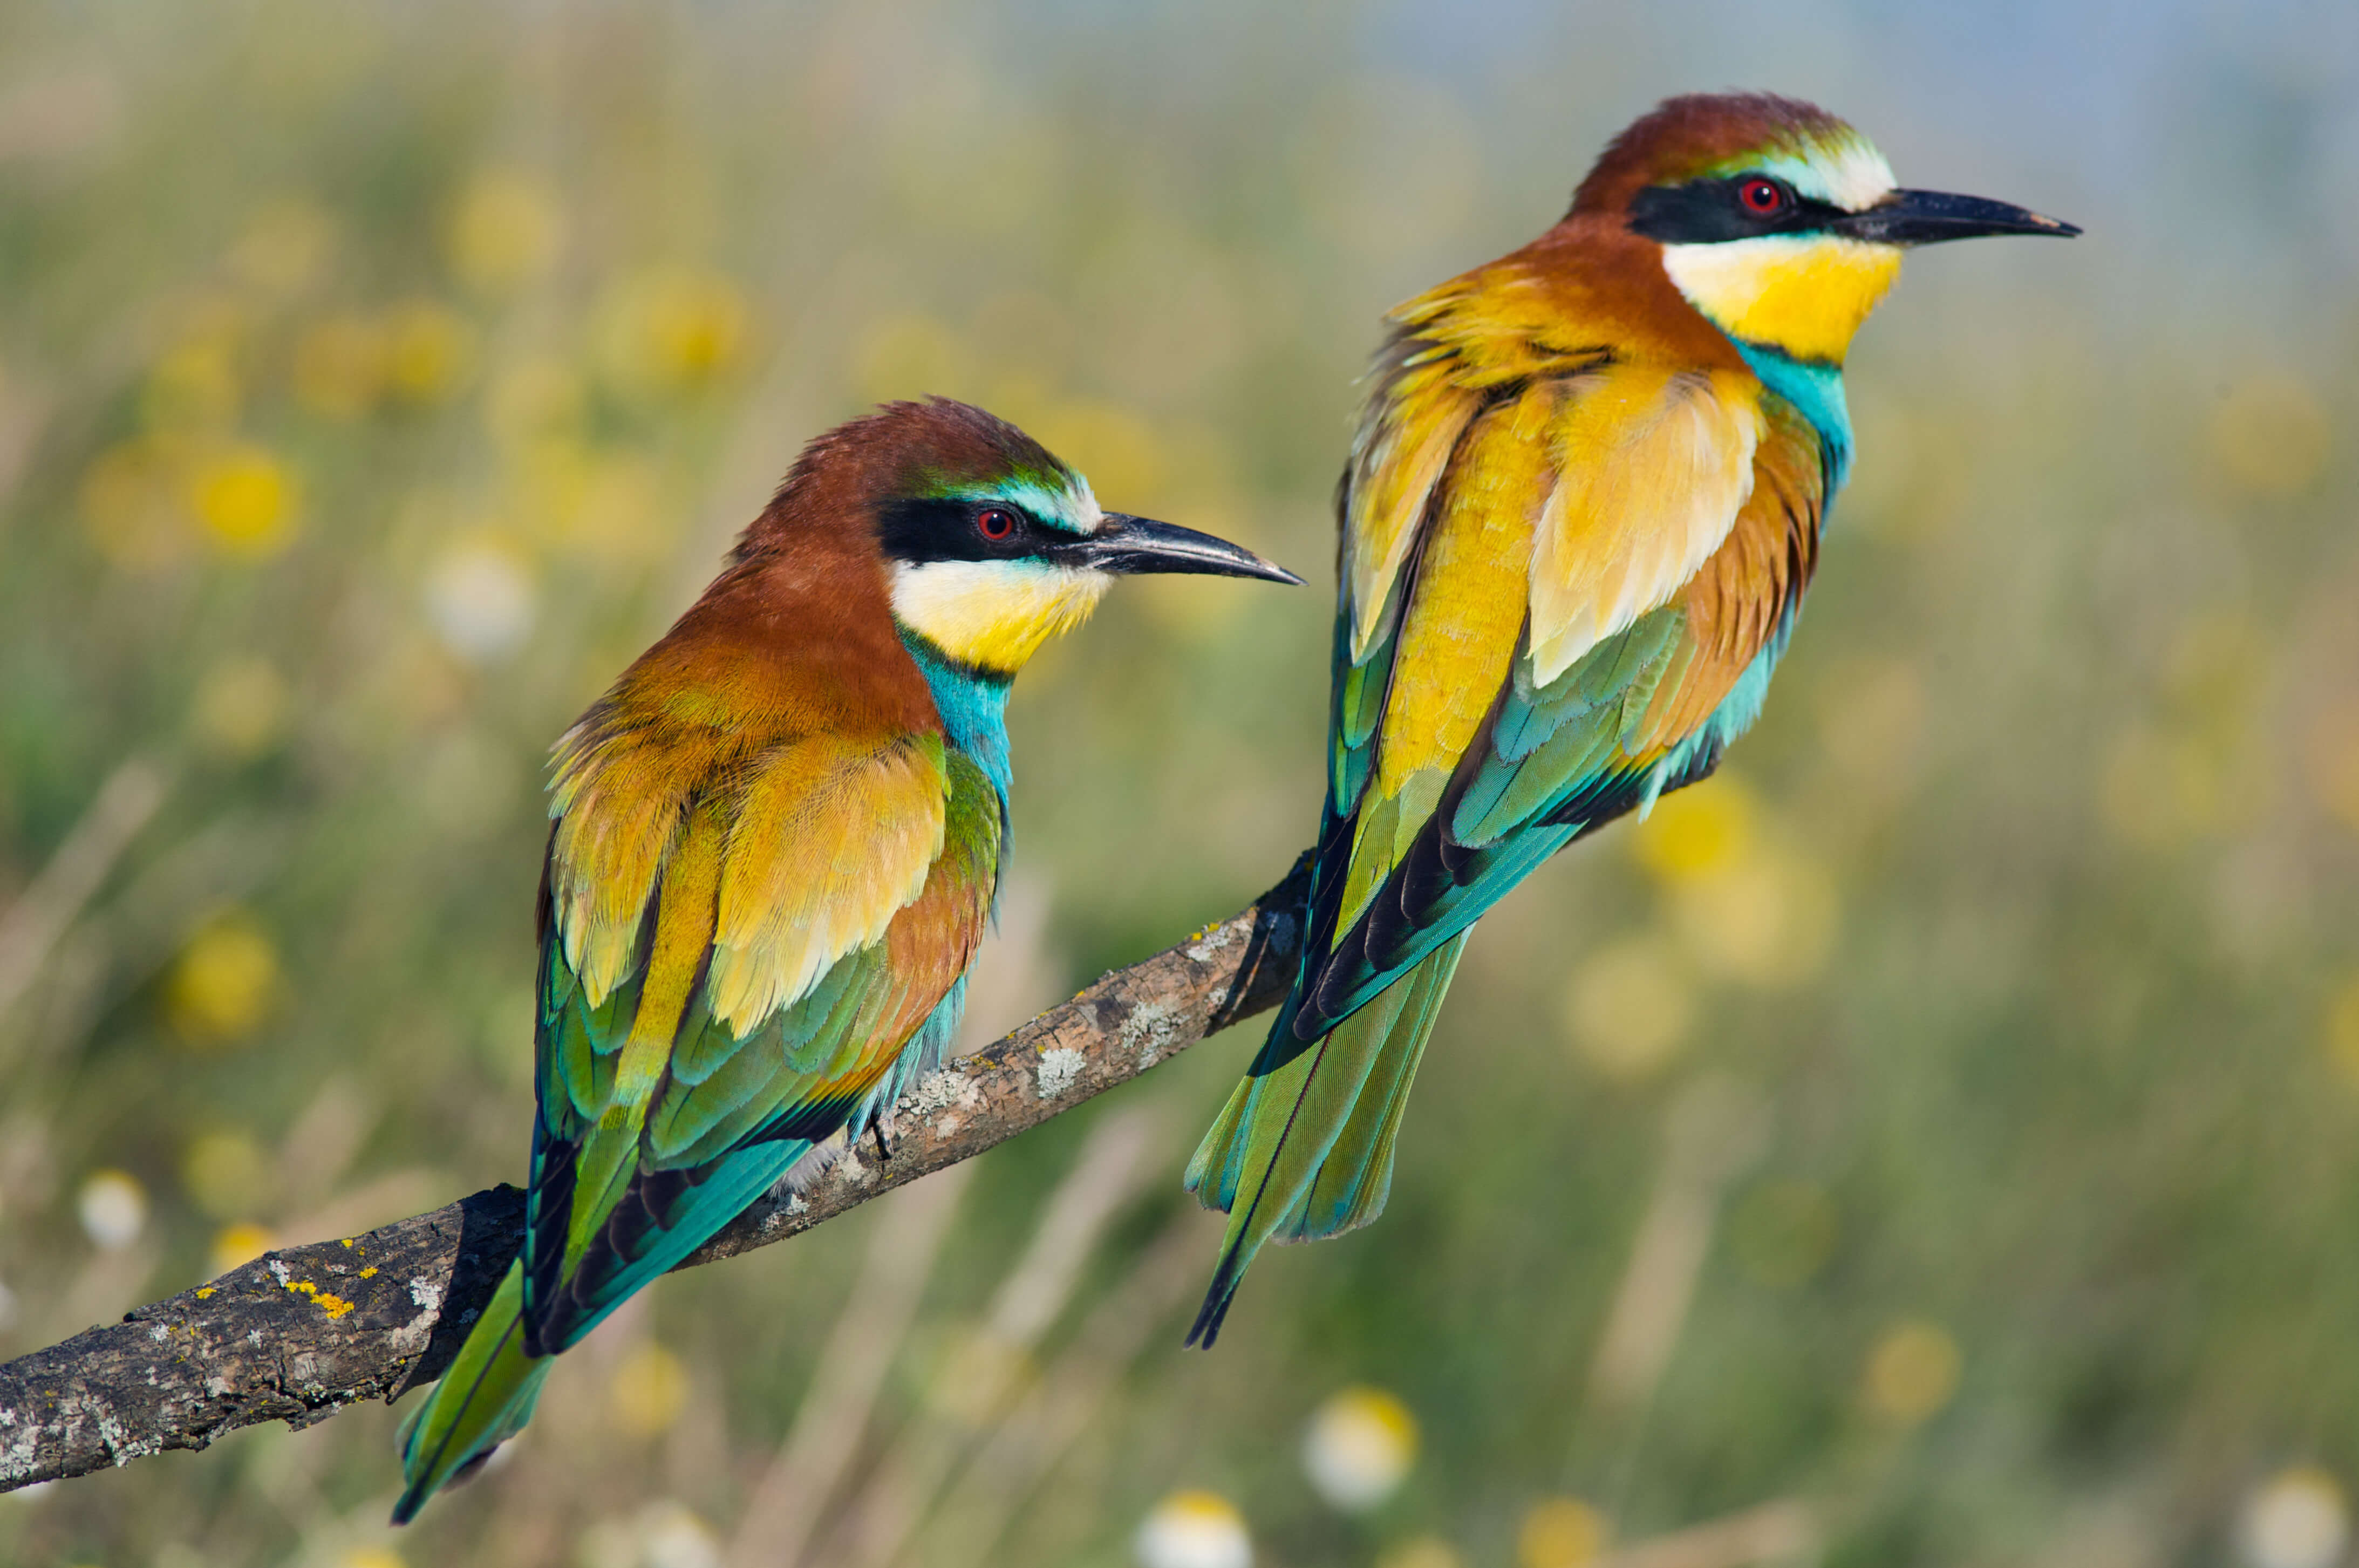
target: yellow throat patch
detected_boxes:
[889,558,1112,675]
[1660,234,1902,365]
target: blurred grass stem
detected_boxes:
[823,1106,1163,1568]
[725,1163,976,1568]
[0,759,168,1034]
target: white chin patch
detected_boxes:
[890,558,1113,673]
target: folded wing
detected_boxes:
[1304,319,1823,1038]
[524,715,996,1353]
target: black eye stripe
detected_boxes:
[1628,175,1850,244]
[877,497,1068,566]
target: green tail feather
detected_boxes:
[1183,934,1467,1346]
[391,1262,551,1524]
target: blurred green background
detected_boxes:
[0,1,2355,1565]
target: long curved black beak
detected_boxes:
[1837,189,2081,247]
[1074,513,1304,584]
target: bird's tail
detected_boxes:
[391,1260,551,1525]
[1182,933,1467,1346]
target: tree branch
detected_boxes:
[0,860,1309,1493]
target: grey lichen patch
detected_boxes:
[1035,1046,1086,1100]
[1115,998,1183,1069]
[904,1070,978,1120]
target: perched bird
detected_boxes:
[393,398,1298,1520]
[1184,92,2076,1344]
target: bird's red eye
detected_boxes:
[977,508,1015,541]
[1740,177,1787,216]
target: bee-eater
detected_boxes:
[1184,92,2077,1344]
[391,398,1298,1519]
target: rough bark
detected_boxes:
[0,862,1308,1492]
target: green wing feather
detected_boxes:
[1186,364,1831,1345]
[396,738,999,1519]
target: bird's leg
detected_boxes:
[871,1112,896,1163]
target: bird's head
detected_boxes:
[773,398,1299,678]
[1577,92,2078,365]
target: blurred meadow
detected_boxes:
[0,0,2355,1564]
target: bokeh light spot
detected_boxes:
[380,300,476,405]
[1136,1490,1252,1568]
[1302,1385,1417,1511]
[599,268,751,399]
[1378,1539,1464,1568]
[339,1547,407,1568]
[77,1170,148,1251]
[182,1130,272,1221]
[609,1341,689,1437]
[189,446,298,559]
[2239,1467,2350,1568]
[448,168,564,294]
[210,1222,276,1276]
[1517,1496,1607,1568]
[167,912,282,1045]
[581,1502,719,1568]
[425,537,537,663]
[1633,779,1755,884]
[1864,1319,1961,1425]
[190,655,290,760]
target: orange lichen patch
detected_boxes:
[359,1266,379,1279]
[195,1287,215,1299]
[281,1277,358,1318]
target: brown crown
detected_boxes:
[1570,92,1857,216]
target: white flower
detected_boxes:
[426,538,536,662]
[2241,1469,2349,1568]
[1136,1490,1251,1568]
[77,1170,147,1250]
[1303,1386,1418,1511]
